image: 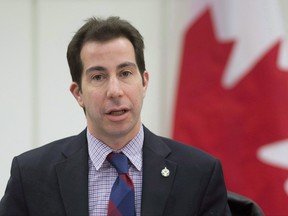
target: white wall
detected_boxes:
[0,0,34,197]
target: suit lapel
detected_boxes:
[55,130,89,216]
[141,127,177,216]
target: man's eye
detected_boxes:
[121,71,132,77]
[92,74,104,80]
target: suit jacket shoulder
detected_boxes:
[0,129,89,216]
[141,126,231,216]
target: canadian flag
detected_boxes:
[173,0,288,215]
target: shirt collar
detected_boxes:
[87,125,144,171]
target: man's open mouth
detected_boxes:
[109,110,127,115]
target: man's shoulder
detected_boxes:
[160,136,217,162]
[19,135,76,155]
[143,125,217,163]
[16,130,87,166]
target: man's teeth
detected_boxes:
[110,110,125,115]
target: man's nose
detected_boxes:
[106,77,124,98]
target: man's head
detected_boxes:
[68,16,149,149]
[67,16,146,89]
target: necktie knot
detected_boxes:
[107,152,129,174]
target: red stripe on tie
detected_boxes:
[108,201,122,216]
[119,174,134,189]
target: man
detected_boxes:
[0,16,231,216]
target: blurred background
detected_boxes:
[1,0,288,215]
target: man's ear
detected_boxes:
[70,82,84,108]
[143,70,149,97]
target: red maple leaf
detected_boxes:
[173,9,288,215]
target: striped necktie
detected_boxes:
[107,153,135,216]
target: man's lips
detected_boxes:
[106,107,129,116]
[109,110,127,115]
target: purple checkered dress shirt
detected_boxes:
[87,126,143,216]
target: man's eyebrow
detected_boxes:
[117,62,137,70]
[86,66,107,74]
[85,62,137,74]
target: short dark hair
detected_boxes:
[67,16,146,89]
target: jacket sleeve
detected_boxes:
[198,159,232,216]
[0,157,29,216]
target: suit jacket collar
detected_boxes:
[55,129,89,216]
[141,126,178,216]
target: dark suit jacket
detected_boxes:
[0,126,231,216]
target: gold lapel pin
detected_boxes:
[161,167,170,177]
